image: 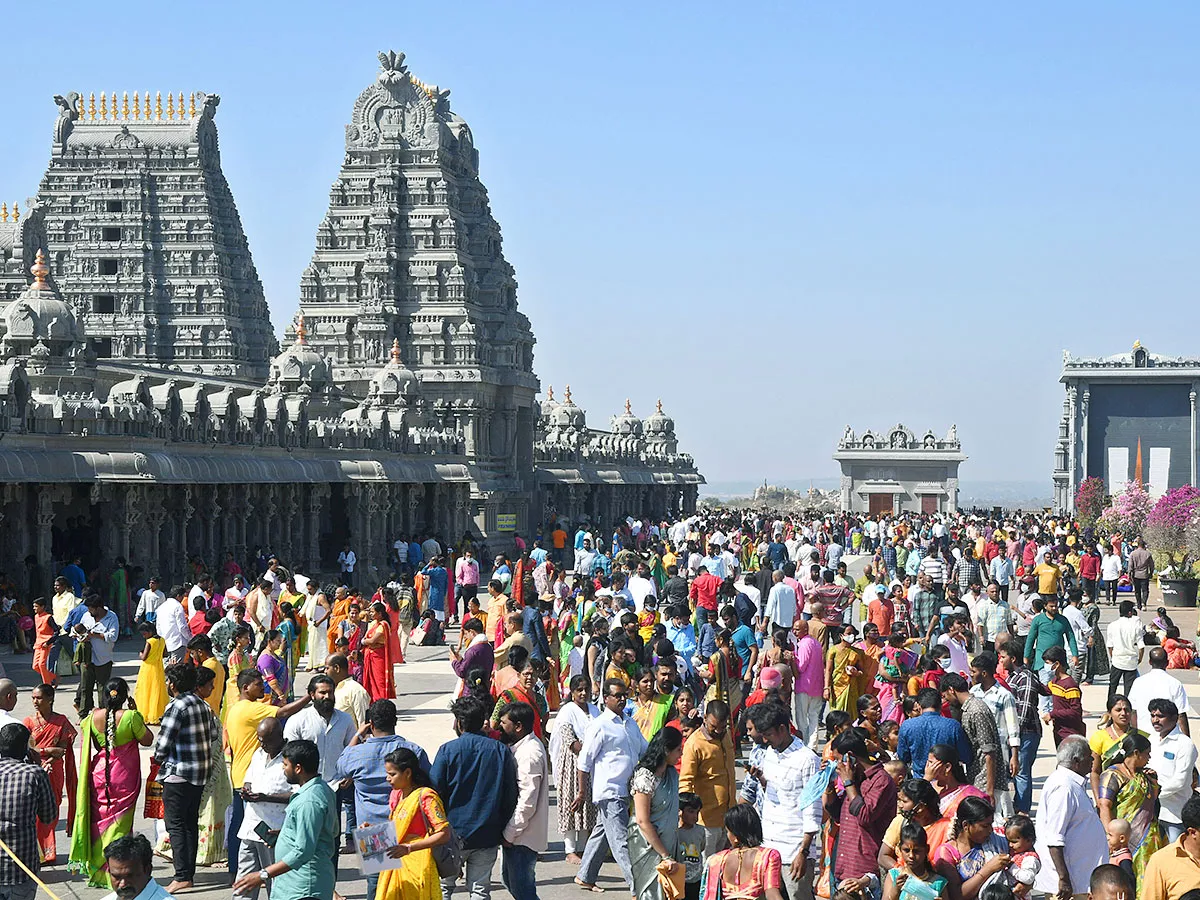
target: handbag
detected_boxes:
[420,791,464,879]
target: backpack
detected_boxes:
[421,797,464,878]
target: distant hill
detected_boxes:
[702,478,1052,510]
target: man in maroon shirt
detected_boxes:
[689,565,722,620]
[823,729,897,890]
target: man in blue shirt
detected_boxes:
[432,695,518,900]
[720,606,758,677]
[665,608,698,677]
[60,557,87,597]
[896,688,973,778]
[336,700,429,900]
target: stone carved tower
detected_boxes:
[293,51,538,485]
[31,90,277,379]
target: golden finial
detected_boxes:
[656,399,663,414]
[295,313,306,345]
[99,92,107,121]
[30,249,49,289]
[0,203,7,223]
[111,93,118,118]
[88,92,96,121]
[178,93,185,119]
[167,92,175,120]
[155,91,162,121]
[564,384,572,403]
[132,92,140,120]
[546,385,554,401]
[122,92,129,120]
[624,398,632,415]
[1133,339,1142,349]
[189,93,196,118]
[11,202,18,223]
[145,92,151,121]
[390,338,402,363]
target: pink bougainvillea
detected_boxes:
[1144,485,1200,579]
[1074,477,1106,528]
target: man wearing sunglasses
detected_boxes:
[573,678,648,893]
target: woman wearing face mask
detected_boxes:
[880,778,951,872]
[924,744,985,822]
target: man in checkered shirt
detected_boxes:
[0,722,55,900]
[152,664,216,894]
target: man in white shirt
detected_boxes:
[135,576,165,622]
[745,703,822,900]
[75,596,120,715]
[156,587,191,667]
[0,679,21,729]
[337,544,357,587]
[763,570,797,632]
[1105,600,1144,702]
[282,675,356,790]
[1128,647,1191,736]
[737,575,762,626]
[187,575,215,617]
[498,701,550,898]
[575,678,648,892]
[1148,698,1198,843]
[235,717,294,900]
[574,539,598,578]
[1034,735,1108,900]
[392,537,409,571]
[1061,592,1092,683]
[626,563,657,613]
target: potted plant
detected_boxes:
[1144,484,1200,607]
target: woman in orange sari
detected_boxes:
[25,683,77,863]
[362,602,395,701]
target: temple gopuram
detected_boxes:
[0,51,702,590]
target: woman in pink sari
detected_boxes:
[876,628,918,723]
[68,677,154,887]
[24,683,77,863]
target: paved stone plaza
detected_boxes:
[6,564,1198,900]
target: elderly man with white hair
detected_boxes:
[1034,735,1108,900]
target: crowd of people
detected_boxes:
[0,511,1198,900]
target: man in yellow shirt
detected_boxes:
[679,700,737,855]
[223,667,309,877]
[485,580,510,646]
[1034,551,1063,599]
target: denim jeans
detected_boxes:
[579,797,634,889]
[441,845,499,900]
[501,844,539,900]
[1038,665,1054,716]
[1014,730,1040,813]
[366,873,379,900]
[227,791,246,877]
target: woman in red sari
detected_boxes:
[384,589,405,666]
[362,602,396,701]
[24,683,77,863]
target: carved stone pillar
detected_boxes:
[146,507,168,581]
[1192,384,1198,487]
[307,486,324,572]
[35,487,55,598]
[452,485,467,541]
[178,485,195,575]
[207,486,222,568]
[407,486,421,535]
[120,485,140,563]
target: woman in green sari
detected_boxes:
[627,726,684,900]
[1097,733,1165,880]
[69,678,154,887]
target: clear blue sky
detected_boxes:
[3,2,1198,485]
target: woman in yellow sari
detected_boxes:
[376,748,450,900]
[221,624,255,721]
[825,624,866,714]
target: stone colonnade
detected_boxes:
[540,483,698,528]
[0,480,474,595]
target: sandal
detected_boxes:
[574,879,605,893]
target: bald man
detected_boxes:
[235,716,292,900]
[790,621,824,748]
[0,679,19,727]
